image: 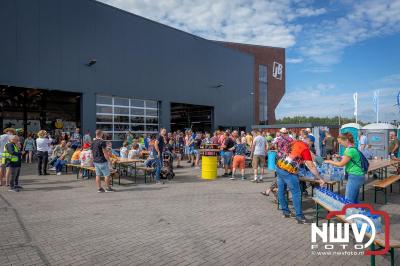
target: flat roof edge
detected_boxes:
[252,123,340,129]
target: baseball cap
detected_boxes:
[83,143,91,149]
[280,128,288,134]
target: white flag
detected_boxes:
[353,92,358,116]
[373,90,379,114]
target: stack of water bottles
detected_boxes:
[298,167,314,180]
[314,187,352,211]
[314,187,383,233]
[345,208,383,233]
[317,163,345,181]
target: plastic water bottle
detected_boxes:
[355,211,367,231]
[320,189,325,204]
[372,215,382,233]
[346,207,354,217]
[315,188,320,200]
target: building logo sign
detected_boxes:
[55,119,64,129]
[311,204,390,256]
[272,61,283,80]
[371,136,382,142]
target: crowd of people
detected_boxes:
[0,125,399,221]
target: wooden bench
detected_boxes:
[80,166,118,186]
[64,164,118,185]
[373,175,400,204]
[136,166,155,183]
[65,163,81,175]
[64,164,91,180]
[313,198,400,266]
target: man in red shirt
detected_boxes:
[276,140,324,224]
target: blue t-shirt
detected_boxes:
[71,133,82,144]
[189,136,195,148]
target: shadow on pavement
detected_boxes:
[116,186,166,193]
[21,186,76,192]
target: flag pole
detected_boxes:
[353,92,358,124]
[374,90,380,123]
[376,92,379,123]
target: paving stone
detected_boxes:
[0,163,399,265]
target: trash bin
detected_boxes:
[201,156,218,180]
[267,150,277,171]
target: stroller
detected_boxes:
[161,151,175,179]
[144,151,175,181]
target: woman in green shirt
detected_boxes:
[324,133,365,203]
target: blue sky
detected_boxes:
[98,0,400,122]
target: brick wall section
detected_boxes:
[221,42,285,124]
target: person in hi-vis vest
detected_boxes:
[3,135,22,192]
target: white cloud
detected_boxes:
[276,85,400,122]
[288,7,327,20]
[97,0,326,48]
[98,0,400,69]
[286,57,304,64]
[380,73,400,85]
[96,0,400,122]
[299,0,400,67]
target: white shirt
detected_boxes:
[36,137,53,152]
[358,135,368,150]
[0,134,12,158]
[120,147,128,158]
[128,149,140,159]
[253,135,267,156]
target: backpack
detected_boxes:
[348,147,369,174]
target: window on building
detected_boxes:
[258,65,268,123]
[96,95,159,141]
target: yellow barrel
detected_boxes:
[201,156,218,180]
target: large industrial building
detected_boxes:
[0,0,285,141]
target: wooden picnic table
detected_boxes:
[199,149,221,152]
[115,158,145,183]
[201,144,220,148]
[356,159,400,201]
[198,149,221,156]
[368,159,399,178]
[299,176,341,195]
[116,158,144,164]
[313,197,400,266]
[65,164,118,185]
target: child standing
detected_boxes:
[231,138,247,180]
[23,133,36,164]
[79,143,93,179]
